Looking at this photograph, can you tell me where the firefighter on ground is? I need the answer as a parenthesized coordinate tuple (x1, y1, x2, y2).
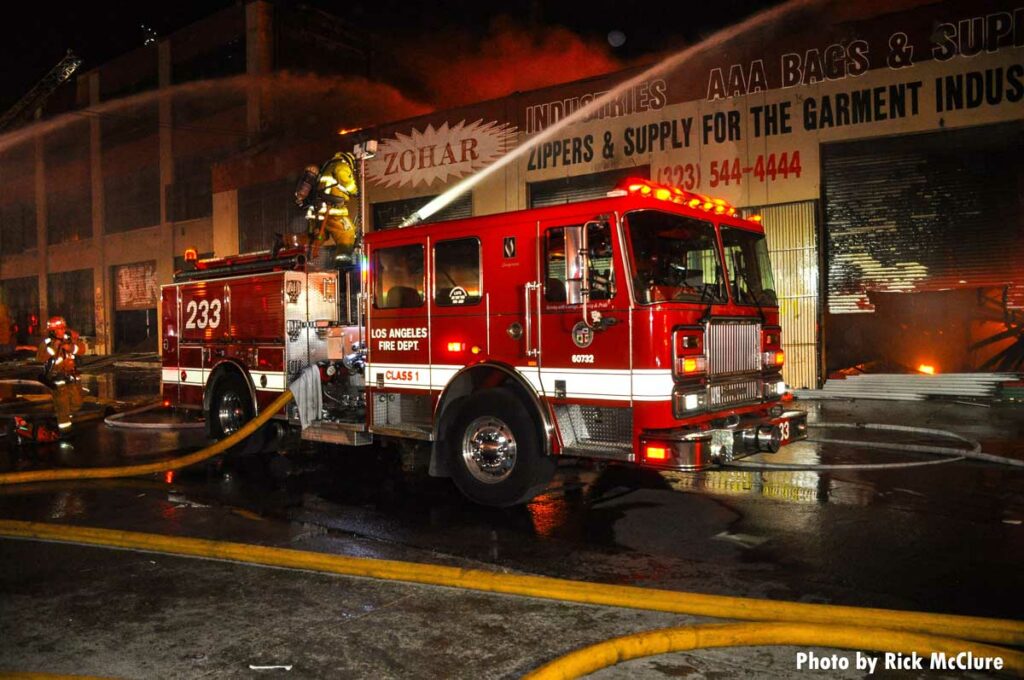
(34, 316, 85, 438)
(296, 151, 359, 263)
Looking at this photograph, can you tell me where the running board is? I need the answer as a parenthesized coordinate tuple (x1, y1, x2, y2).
(301, 420, 372, 446)
(561, 444, 635, 463)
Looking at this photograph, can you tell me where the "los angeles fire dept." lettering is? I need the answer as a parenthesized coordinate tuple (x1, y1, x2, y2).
(372, 326, 427, 351)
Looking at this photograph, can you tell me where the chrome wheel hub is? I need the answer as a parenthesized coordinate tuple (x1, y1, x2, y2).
(461, 416, 517, 484)
(218, 392, 245, 435)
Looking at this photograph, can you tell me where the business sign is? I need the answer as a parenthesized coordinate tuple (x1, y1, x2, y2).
(114, 261, 159, 311)
(513, 5, 1023, 207)
(367, 119, 517, 188)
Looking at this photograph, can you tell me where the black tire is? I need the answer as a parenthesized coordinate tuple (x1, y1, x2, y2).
(447, 388, 555, 507)
(207, 373, 254, 441)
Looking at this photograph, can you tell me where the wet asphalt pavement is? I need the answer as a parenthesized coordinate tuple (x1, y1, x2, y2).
(0, 364, 1022, 678)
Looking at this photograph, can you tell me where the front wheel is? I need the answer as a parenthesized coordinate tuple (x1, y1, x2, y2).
(448, 388, 555, 507)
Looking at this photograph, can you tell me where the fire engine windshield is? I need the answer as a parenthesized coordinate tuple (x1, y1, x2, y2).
(625, 210, 727, 305)
(720, 226, 778, 306)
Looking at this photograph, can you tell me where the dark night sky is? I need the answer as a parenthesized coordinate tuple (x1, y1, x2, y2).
(0, 0, 780, 111)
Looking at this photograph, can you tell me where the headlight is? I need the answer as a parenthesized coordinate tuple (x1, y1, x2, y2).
(763, 380, 788, 398)
(674, 389, 707, 416)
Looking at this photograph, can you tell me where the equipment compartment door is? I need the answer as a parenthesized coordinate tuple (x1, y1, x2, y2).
(179, 280, 228, 389)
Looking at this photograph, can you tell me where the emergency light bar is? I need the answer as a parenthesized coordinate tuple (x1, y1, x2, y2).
(612, 178, 761, 221)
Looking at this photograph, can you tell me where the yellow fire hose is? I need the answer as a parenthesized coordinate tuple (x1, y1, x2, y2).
(0, 518, 1021, 651)
(1, 387, 1023, 677)
(523, 623, 1024, 679)
(0, 390, 294, 485)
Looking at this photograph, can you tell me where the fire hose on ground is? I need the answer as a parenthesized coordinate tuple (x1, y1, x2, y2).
(103, 402, 206, 431)
(1, 392, 1023, 676)
(0, 390, 294, 485)
(722, 421, 1024, 471)
(0, 518, 1022, 676)
(522, 623, 1023, 679)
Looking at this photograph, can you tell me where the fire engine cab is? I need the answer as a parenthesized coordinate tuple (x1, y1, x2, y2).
(161, 178, 807, 506)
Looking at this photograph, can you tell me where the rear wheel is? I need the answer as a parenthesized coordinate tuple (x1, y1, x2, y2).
(208, 373, 254, 440)
(448, 388, 555, 507)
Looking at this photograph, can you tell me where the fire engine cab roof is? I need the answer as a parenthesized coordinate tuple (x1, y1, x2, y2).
(366, 179, 764, 243)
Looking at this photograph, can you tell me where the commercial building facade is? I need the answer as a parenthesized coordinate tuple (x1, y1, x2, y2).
(332, 0, 1021, 388)
(0, 1, 368, 353)
(5, 0, 1021, 386)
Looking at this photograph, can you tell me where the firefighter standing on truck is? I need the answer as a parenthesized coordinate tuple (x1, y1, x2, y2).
(298, 151, 359, 263)
(37, 316, 85, 436)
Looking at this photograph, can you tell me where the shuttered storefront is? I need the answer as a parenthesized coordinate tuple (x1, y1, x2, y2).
(823, 123, 1024, 315)
(528, 166, 650, 208)
(372, 192, 473, 230)
(745, 202, 820, 390)
(112, 261, 159, 352)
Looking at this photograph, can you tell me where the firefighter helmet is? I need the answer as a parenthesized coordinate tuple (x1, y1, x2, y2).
(46, 316, 67, 336)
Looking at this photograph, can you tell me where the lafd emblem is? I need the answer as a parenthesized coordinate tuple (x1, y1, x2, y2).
(571, 321, 593, 349)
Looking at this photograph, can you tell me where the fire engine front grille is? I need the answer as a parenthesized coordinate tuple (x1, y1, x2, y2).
(709, 379, 762, 407)
(706, 321, 761, 376)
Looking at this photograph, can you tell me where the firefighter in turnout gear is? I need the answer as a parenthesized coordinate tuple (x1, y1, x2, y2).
(35, 316, 85, 438)
(303, 151, 359, 263)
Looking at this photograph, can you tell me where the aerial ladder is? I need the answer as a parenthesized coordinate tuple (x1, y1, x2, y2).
(0, 50, 83, 133)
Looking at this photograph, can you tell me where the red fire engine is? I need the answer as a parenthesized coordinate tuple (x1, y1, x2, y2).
(161, 178, 806, 506)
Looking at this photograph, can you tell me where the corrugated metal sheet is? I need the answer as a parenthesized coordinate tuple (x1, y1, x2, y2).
(373, 192, 472, 230)
(528, 166, 649, 208)
(745, 201, 820, 390)
(822, 123, 1024, 314)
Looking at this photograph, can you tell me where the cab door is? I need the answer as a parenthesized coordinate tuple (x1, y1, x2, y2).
(538, 214, 632, 404)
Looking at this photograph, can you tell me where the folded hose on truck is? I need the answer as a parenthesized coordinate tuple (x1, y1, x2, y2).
(523, 622, 1024, 679)
(0, 390, 294, 485)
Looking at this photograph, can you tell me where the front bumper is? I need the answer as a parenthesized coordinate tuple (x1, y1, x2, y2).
(639, 410, 808, 471)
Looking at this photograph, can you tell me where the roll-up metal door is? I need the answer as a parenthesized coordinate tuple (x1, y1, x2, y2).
(528, 166, 650, 208)
(744, 202, 820, 390)
(372, 192, 473, 230)
(823, 122, 1024, 315)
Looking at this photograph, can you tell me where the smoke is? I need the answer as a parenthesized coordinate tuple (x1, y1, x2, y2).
(382, 17, 624, 108)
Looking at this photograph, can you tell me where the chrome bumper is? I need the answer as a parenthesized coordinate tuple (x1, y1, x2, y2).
(639, 410, 808, 471)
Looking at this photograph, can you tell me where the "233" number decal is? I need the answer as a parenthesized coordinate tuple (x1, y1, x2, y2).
(185, 298, 222, 329)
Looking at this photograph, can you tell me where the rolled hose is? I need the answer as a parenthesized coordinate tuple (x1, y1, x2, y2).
(523, 622, 1024, 679)
(103, 402, 206, 431)
(0, 390, 294, 485)
(0, 519, 1020, 648)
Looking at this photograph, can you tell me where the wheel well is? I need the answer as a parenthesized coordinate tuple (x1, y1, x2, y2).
(429, 363, 553, 477)
(203, 361, 258, 430)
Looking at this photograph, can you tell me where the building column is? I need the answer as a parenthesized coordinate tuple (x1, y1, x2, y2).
(212, 190, 239, 257)
(157, 39, 174, 356)
(87, 72, 108, 354)
(34, 134, 47, 329)
(245, 0, 275, 135)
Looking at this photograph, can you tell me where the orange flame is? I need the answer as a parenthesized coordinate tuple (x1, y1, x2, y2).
(917, 364, 936, 375)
